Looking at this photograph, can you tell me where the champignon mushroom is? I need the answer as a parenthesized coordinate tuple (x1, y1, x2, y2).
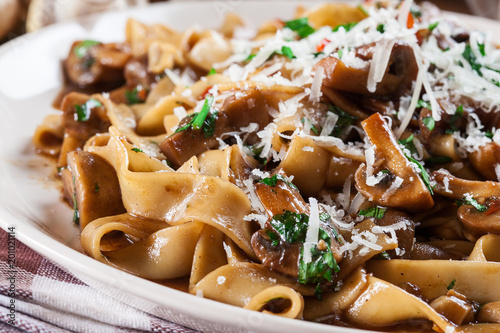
(251, 170, 343, 278)
(478, 301, 500, 323)
(314, 43, 418, 97)
(355, 113, 434, 212)
(61, 151, 126, 229)
(468, 142, 500, 181)
(65, 41, 130, 88)
(377, 210, 415, 259)
(159, 88, 270, 168)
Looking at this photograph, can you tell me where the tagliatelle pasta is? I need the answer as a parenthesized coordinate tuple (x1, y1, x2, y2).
(33, 1, 500, 331)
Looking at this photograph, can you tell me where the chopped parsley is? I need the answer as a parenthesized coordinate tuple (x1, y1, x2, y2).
(301, 118, 320, 135)
(485, 130, 494, 139)
(283, 17, 315, 38)
(131, 148, 143, 153)
(74, 98, 102, 122)
(416, 99, 432, 110)
(447, 279, 456, 290)
(398, 134, 418, 157)
(456, 196, 487, 212)
(207, 68, 216, 75)
(376, 251, 390, 260)
(422, 116, 436, 131)
(74, 40, 100, 58)
(125, 86, 148, 105)
(428, 21, 439, 32)
(462, 43, 483, 75)
(326, 104, 358, 137)
(377, 24, 385, 33)
(267, 230, 280, 247)
(244, 53, 256, 62)
(359, 206, 387, 219)
(269, 211, 340, 289)
(281, 46, 295, 59)
(333, 22, 358, 32)
(259, 174, 298, 190)
(174, 95, 218, 138)
(407, 155, 434, 195)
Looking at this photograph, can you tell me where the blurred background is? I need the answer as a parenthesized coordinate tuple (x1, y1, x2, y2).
(0, 0, 496, 45)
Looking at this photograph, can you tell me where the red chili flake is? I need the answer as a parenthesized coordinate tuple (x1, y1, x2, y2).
(486, 199, 500, 215)
(200, 85, 213, 100)
(407, 12, 414, 29)
(316, 38, 330, 53)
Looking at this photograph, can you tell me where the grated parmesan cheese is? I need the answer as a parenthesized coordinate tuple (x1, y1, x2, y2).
(303, 198, 320, 264)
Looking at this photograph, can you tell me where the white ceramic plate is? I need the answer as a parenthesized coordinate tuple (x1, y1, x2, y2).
(0, 2, 499, 332)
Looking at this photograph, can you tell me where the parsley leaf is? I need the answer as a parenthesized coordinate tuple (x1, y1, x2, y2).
(125, 86, 148, 105)
(207, 68, 216, 75)
(422, 116, 436, 131)
(131, 148, 143, 153)
(377, 251, 390, 260)
(74, 40, 100, 58)
(299, 228, 340, 285)
(301, 118, 320, 135)
(284, 17, 315, 38)
(485, 130, 494, 139)
(74, 98, 102, 122)
(193, 95, 214, 130)
(244, 53, 256, 62)
(326, 104, 358, 137)
(445, 105, 464, 134)
(174, 95, 217, 138)
(333, 22, 358, 32)
(407, 155, 434, 195)
(416, 99, 432, 110)
(267, 230, 280, 247)
(456, 196, 487, 212)
(447, 279, 456, 290)
(359, 206, 387, 219)
(398, 134, 418, 157)
(281, 46, 295, 59)
(377, 24, 385, 33)
(428, 21, 439, 31)
(270, 211, 309, 244)
(462, 43, 482, 75)
(259, 174, 298, 190)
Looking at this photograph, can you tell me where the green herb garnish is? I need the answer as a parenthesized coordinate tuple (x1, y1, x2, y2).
(94, 181, 99, 194)
(416, 99, 432, 110)
(259, 174, 298, 190)
(398, 134, 418, 157)
(301, 118, 320, 135)
(192, 95, 214, 130)
(175, 96, 217, 138)
(125, 86, 148, 105)
(74, 40, 100, 58)
(207, 68, 216, 75)
(445, 105, 464, 134)
(333, 22, 358, 32)
(131, 148, 143, 153)
(284, 17, 315, 38)
(359, 206, 387, 219)
(377, 24, 385, 33)
(486, 130, 494, 139)
(428, 22, 439, 31)
(422, 116, 436, 131)
(456, 196, 487, 212)
(270, 211, 309, 244)
(447, 279, 456, 290)
(326, 104, 358, 137)
(267, 230, 280, 247)
(74, 98, 102, 122)
(425, 156, 452, 165)
(281, 46, 295, 59)
(407, 155, 434, 195)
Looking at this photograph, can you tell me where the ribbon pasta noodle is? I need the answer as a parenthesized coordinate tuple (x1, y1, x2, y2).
(33, 1, 500, 331)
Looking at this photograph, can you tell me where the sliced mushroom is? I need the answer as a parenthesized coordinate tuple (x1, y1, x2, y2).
(409, 243, 464, 260)
(478, 302, 500, 323)
(429, 290, 474, 326)
(159, 88, 270, 168)
(468, 142, 500, 181)
(355, 113, 434, 212)
(314, 43, 417, 97)
(251, 170, 343, 278)
(377, 210, 415, 259)
(62, 151, 126, 229)
(433, 170, 500, 199)
(124, 55, 158, 91)
(65, 41, 130, 87)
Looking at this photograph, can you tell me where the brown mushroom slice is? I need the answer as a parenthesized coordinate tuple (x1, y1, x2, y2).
(429, 290, 474, 326)
(314, 43, 417, 97)
(65, 41, 130, 87)
(478, 302, 500, 323)
(433, 170, 500, 199)
(159, 88, 270, 168)
(355, 113, 434, 212)
(377, 210, 415, 259)
(251, 229, 301, 277)
(124, 55, 158, 91)
(409, 243, 464, 260)
(252, 170, 343, 278)
(457, 202, 500, 238)
(468, 142, 500, 181)
(62, 150, 126, 229)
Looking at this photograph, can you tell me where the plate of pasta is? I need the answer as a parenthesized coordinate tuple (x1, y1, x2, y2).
(2, 0, 500, 332)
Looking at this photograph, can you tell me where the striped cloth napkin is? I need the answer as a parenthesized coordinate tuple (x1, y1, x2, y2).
(0, 228, 197, 333)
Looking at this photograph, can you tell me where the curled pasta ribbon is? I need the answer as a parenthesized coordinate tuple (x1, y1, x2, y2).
(468, 234, 500, 262)
(81, 213, 204, 280)
(192, 262, 314, 307)
(367, 260, 500, 304)
(243, 286, 304, 319)
(89, 127, 256, 258)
